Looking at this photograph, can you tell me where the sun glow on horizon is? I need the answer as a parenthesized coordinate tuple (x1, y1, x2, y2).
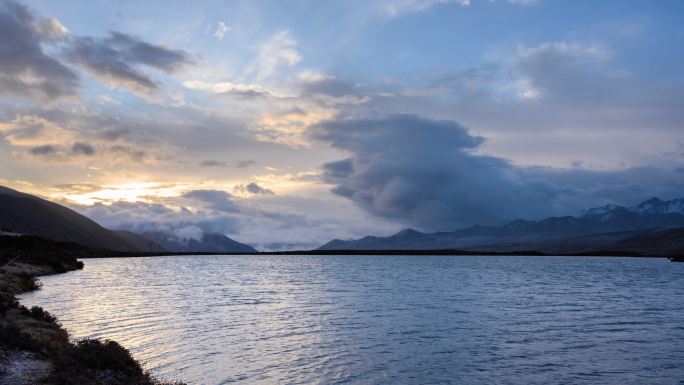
(59, 182, 187, 206)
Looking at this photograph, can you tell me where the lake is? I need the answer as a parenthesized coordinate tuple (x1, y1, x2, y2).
(19, 255, 684, 385)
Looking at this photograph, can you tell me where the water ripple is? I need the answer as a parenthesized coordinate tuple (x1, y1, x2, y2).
(19, 255, 684, 385)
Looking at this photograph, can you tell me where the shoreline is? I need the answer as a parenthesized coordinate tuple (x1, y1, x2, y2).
(0, 254, 185, 385)
(77, 249, 670, 258)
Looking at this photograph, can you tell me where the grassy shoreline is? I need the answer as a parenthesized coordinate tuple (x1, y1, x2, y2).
(0, 239, 185, 385)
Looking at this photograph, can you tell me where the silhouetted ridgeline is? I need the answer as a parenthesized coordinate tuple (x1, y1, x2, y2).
(318, 197, 684, 256)
(0, 185, 156, 252)
(0, 185, 257, 254)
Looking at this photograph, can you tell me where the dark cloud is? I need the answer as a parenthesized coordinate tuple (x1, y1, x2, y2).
(321, 158, 354, 179)
(29, 144, 57, 155)
(234, 182, 274, 195)
(107, 145, 146, 161)
(314, 114, 684, 230)
(0, 1, 79, 100)
(71, 141, 96, 156)
(217, 88, 270, 100)
(199, 160, 227, 167)
(183, 189, 240, 213)
(236, 160, 256, 168)
(300, 75, 356, 97)
(65, 31, 193, 94)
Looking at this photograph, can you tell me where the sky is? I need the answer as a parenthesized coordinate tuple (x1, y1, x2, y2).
(1, 0, 683, 250)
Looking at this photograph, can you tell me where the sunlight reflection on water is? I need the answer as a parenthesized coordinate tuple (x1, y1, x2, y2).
(20, 255, 684, 385)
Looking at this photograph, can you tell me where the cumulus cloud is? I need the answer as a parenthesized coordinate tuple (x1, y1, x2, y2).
(314, 114, 684, 230)
(66, 31, 193, 94)
(0, 0, 78, 100)
(367, 38, 684, 168)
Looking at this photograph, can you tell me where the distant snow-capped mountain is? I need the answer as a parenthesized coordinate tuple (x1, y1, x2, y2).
(630, 197, 684, 215)
(582, 197, 684, 217)
(320, 197, 684, 253)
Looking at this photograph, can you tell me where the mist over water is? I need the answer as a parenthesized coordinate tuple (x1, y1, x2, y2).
(20, 255, 684, 385)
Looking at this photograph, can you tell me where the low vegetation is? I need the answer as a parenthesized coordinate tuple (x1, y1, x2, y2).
(0, 235, 186, 385)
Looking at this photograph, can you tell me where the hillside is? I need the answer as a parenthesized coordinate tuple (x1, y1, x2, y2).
(0, 186, 150, 251)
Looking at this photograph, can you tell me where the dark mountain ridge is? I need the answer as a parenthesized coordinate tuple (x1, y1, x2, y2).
(0, 186, 147, 251)
(319, 197, 684, 254)
(0, 185, 256, 253)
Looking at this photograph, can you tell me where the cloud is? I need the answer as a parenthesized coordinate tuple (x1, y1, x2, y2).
(213, 21, 231, 41)
(29, 144, 57, 156)
(297, 71, 355, 97)
(382, 0, 539, 16)
(314, 114, 684, 230)
(297, 71, 371, 105)
(71, 142, 96, 156)
(67, 189, 398, 251)
(515, 42, 613, 102)
(0, 109, 171, 164)
(66, 31, 193, 94)
(383, 0, 470, 17)
(366, 38, 684, 169)
(25, 141, 96, 160)
(249, 30, 301, 80)
(0, 115, 75, 146)
(199, 160, 227, 167)
(234, 182, 274, 195)
(183, 80, 279, 99)
(182, 189, 240, 213)
(254, 107, 334, 148)
(0, 0, 79, 100)
(172, 224, 204, 242)
(235, 160, 256, 168)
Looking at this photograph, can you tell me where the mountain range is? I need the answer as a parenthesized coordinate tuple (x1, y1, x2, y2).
(140, 231, 257, 253)
(319, 197, 684, 255)
(2, 184, 682, 256)
(0, 186, 255, 253)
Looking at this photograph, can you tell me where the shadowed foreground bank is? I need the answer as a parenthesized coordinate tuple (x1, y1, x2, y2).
(0, 237, 185, 385)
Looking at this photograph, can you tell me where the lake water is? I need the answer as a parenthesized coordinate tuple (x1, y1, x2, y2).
(19, 255, 684, 385)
